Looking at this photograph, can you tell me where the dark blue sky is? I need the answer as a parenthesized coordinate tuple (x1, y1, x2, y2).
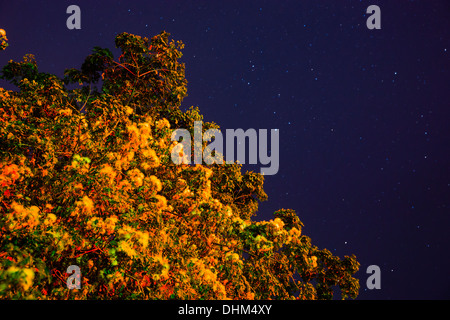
(1, 0, 449, 299)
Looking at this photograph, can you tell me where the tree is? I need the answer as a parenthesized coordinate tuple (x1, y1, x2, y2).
(0, 31, 360, 299)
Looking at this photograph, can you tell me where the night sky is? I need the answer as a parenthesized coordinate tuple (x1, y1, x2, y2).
(1, 0, 449, 300)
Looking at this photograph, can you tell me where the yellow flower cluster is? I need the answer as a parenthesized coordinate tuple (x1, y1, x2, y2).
(188, 257, 227, 298)
(86, 215, 118, 235)
(69, 155, 91, 175)
(6, 202, 41, 232)
(138, 122, 151, 136)
(0, 162, 33, 187)
(271, 218, 285, 230)
(154, 195, 168, 210)
(310, 256, 318, 268)
(126, 124, 140, 145)
(127, 168, 145, 187)
(127, 120, 154, 150)
(147, 175, 162, 192)
(286, 227, 302, 245)
(155, 118, 170, 130)
(5, 267, 35, 291)
(232, 216, 250, 231)
(267, 218, 285, 237)
(140, 147, 160, 170)
(1, 163, 20, 182)
(209, 199, 223, 215)
(226, 252, 241, 262)
(223, 205, 233, 218)
(199, 266, 217, 282)
(137, 230, 150, 249)
(73, 195, 94, 215)
(118, 240, 137, 258)
(245, 291, 255, 299)
(43, 213, 57, 226)
(106, 152, 127, 171)
(125, 106, 134, 115)
(138, 121, 152, 147)
(58, 108, 72, 117)
(99, 164, 117, 183)
(117, 224, 150, 250)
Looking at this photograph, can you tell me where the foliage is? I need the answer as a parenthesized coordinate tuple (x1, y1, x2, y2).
(0, 29, 8, 51)
(0, 32, 359, 299)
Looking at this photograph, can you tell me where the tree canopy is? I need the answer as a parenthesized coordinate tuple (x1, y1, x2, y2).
(0, 31, 359, 299)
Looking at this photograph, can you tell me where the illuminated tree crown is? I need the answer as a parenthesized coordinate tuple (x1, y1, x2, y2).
(0, 32, 359, 299)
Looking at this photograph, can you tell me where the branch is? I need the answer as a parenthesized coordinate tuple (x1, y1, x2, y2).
(111, 60, 136, 77)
